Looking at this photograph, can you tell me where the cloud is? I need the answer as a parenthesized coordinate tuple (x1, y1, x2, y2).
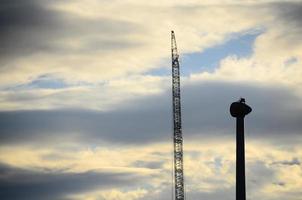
(0, 1, 302, 112)
(0, 80, 302, 147)
(0, 162, 147, 200)
(0, 0, 143, 85)
(69, 188, 148, 200)
(0, 0, 140, 60)
(0, 0, 275, 86)
(0, 75, 167, 110)
(1, 1, 302, 199)
(0, 0, 58, 60)
(272, 158, 301, 166)
(0, 140, 302, 200)
(273, 2, 302, 34)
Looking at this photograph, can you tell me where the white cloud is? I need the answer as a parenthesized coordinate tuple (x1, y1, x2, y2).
(1, 2, 302, 199)
(69, 189, 148, 200)
(0, 75, 168, 111)
(0, 140, 301, 199)
(1, 1, 302, 110)
(0, 1, 267, 85)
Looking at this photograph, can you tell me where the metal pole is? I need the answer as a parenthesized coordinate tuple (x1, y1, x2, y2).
(236, 116, 246, 200)
(230, 98, 252, 200)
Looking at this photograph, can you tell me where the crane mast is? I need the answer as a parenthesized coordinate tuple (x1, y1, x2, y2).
(171, 31, 185, 200)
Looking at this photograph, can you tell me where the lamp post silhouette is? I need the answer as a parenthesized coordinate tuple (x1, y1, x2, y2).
(230, 98, 252, 200)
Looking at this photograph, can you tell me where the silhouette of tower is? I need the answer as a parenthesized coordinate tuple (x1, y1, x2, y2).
(230, 98, 252, 200)
(171, 31, 185, 200)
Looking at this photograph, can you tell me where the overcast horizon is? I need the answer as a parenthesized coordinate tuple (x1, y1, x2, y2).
(1, 1, 302, 200)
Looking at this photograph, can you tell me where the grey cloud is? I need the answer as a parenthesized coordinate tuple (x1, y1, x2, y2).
(182, 82, 302, 140)
(266, 1, 302, 47)
(273, 2, 302, 27)
(0, 81, 302, 146)
(247, 161, 275, 189)
(246, 160, 302, 200)
(0, 162, 145, 200)
(271, 157, 301, 166)
(0, 0, 59, 60)
(273, 181, 286, 186)
(0, 0, 141, 63)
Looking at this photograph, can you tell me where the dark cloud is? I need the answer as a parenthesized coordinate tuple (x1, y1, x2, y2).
(273, 1, 302, 27)
(267, 1, 302, 47)
(271, 157, 301, 166)
(181, 81, 302, 141)
(0, 81, 302, 146)
(0, 0, 59, 60)
(273, 181, 286, 186)
(0, 0, 140, 64)
(0, 162, 144, 200)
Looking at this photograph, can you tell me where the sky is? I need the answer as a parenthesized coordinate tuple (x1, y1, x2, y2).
(0, 0, 302, 200)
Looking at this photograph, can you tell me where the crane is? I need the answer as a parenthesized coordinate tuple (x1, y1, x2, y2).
(171, 31, 185, 200)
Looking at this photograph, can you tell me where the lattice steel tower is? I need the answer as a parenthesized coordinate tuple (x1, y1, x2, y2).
(171, 31, 185, 200)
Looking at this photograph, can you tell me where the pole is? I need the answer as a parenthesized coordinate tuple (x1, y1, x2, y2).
(236, 116, 245, 200)
(230, 98, 252, 200)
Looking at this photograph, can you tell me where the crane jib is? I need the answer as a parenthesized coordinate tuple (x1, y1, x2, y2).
(171, 31, 185, 200)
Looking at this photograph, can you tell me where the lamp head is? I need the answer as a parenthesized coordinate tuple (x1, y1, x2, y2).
(230, 98, 252, 118)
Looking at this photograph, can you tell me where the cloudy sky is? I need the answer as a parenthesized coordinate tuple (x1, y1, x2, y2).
(1, 0, 302, 199)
